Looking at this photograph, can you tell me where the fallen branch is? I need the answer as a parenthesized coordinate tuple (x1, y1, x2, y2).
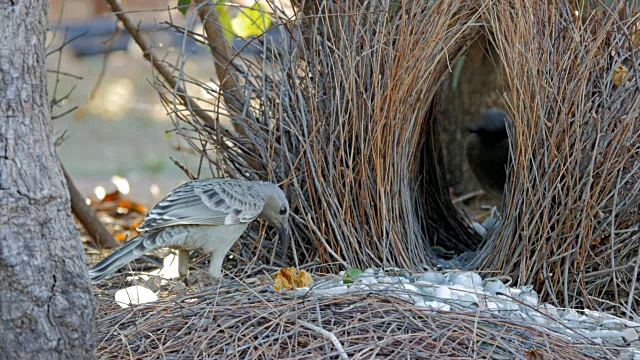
(63, 165, 119, 249)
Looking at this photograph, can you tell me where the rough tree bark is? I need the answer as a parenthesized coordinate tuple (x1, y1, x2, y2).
(0, 0, 96, 358)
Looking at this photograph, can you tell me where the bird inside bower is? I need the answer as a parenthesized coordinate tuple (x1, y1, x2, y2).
(464, 108, 512, 202)
(89, 178, 290, 282)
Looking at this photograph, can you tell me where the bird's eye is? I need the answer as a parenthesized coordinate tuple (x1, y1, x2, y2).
(279, 206, 287, 215)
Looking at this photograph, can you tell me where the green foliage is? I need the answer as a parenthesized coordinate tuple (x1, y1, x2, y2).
(342, 268, 364, 284)
(176, 0, 271, 40)
(177, 0, 191, 15)
(216, 4, 233, 40)
(218, 2, 272, 41)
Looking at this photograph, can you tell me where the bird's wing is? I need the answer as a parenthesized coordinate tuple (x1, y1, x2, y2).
(137, 179, 265, 231)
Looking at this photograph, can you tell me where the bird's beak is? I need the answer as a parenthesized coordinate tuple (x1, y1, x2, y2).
(278, 224, 289, 245)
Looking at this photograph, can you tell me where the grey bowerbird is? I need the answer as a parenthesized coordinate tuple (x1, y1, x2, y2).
(464, 108, 510, 200)
(89, 178, 290, 281)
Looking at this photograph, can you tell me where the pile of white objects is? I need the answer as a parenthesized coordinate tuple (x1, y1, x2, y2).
(295, 268, 640, 352)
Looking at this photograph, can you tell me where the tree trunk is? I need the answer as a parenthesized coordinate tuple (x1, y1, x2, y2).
(0, 0, 96, 358)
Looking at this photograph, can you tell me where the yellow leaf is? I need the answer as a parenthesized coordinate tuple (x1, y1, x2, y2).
(273, 277, 283, 291)
(273, 267, 312, 291)
(216, 4, 234, 41)
(230, 2, 271, 38)
(295, 270, 312, 288)
(612, 64, 629, 87)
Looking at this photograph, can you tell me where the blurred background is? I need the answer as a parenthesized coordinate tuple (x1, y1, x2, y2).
(48, 0, 198, 205)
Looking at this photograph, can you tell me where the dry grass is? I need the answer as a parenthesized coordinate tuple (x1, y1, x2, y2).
(95, 277, 622, 359)
(157, 0, 482, 270)
(148, 0, 639, 315)
(473, 0, 640, 315)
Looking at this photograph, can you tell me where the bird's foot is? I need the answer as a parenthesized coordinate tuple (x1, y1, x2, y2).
(180, 269, 218, 288)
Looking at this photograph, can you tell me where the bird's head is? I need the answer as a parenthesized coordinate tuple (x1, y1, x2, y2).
(466, 108, 509, 141)
(258, 182, 290, 243)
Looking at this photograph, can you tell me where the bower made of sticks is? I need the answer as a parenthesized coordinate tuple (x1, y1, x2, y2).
(160, 0, 639, 313)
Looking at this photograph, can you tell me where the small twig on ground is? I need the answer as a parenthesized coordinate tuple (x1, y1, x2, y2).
(296, 319, 350, 360)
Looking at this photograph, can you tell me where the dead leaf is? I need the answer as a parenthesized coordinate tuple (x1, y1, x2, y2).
(116, 199, 147, 214)
(612, 64, 630, 87)
(273, 267, 312, 291)
(102, 189, 123, 203)
(524, 349, 545, 360)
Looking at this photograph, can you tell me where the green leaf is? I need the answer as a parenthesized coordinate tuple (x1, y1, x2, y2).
(215, 2, 272, 42)
(345, 268, 364, 278)
(342, 268, 364, 284)
(230, 2, 272, 38)
(177, 0, 191, 16)
(216, 4, 234, 41)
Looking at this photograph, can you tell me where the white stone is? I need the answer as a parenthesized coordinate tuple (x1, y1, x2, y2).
(447, 272, 483, 288)
(359, 276, 377, 285)
(517, 290, 539, 306)
(483, 280, 508, 295)
(622, 328, 640, 343)
(527, 311, 548, 324)
(364, 268, 379, 275)
(448, 284, 476, 296)
(471, 222, 487, 237)
(413, 272, 446, 285)
(561, 308, 580, 321)
(398, 284, 424, 304)
(114, 286, 158, 308)
(497, 301, 519, 316)
(539, 304, 560, 319)
(457, 294, 479, 307)
(148, 253, 181, 279)
(434, 285, 455, 300)
(425, 301, 450, 312)
(377, 276, 408, 284)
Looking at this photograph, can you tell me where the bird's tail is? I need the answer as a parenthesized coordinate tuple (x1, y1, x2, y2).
(89, 232, 158, 281)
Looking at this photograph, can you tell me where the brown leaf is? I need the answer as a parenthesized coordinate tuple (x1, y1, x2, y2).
(116, 199, 147, 214)
(273, 267, 312, 291)
(525, 349, 545, 360)
(612, 64, 630, 87)
(102, 189, 123, 203)
(114, 233, 128, 242)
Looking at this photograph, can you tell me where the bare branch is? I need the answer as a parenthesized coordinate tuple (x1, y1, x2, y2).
(63, 165, 120, 249)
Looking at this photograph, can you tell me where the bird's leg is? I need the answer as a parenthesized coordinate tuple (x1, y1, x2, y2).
(178, 249, 190, 278)
(208, 251, 225, 279)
